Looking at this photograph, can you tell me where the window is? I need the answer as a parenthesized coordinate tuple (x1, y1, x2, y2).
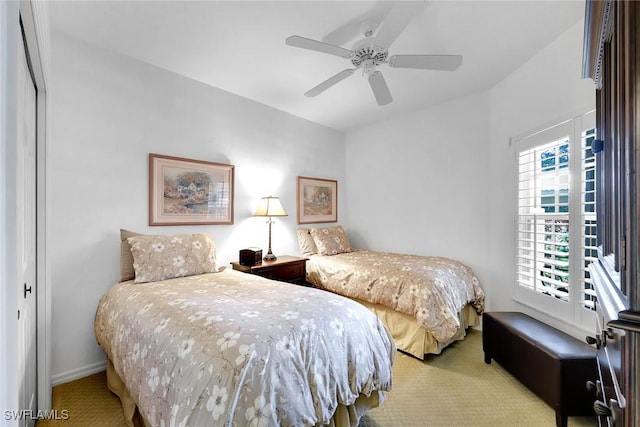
(514, 111, 596, 329)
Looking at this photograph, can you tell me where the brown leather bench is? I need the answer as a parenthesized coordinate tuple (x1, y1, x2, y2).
(482, 312, 596, 427)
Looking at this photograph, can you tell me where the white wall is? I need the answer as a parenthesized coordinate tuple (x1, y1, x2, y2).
(487, 19, 594, 336)
(50, 31, 345, 383)
(344, 91, 491, 282)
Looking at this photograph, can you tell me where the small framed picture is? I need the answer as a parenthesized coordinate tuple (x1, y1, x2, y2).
(149, 153, 234, 226)
(296, 176, 337, 224)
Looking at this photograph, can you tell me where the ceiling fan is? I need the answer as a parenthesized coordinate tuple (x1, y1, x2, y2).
(286, 3, 462, 106)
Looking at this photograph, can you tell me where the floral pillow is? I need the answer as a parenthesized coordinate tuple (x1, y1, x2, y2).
(127, 233, 217, 283)
(310, 225, 353, 256)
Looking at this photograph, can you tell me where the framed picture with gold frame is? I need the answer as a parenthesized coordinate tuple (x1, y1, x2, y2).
(296, 176, 337, 224)
(149, 153, 234, 226)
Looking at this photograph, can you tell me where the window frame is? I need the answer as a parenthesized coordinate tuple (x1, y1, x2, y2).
(513, 111, 596, 331)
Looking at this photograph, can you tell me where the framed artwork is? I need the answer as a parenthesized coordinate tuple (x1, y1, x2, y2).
(149, 153, 234, 226)
(297, 176, 338, 224)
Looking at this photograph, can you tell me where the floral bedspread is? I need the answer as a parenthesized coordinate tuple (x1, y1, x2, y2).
(306, 250, 485, 343)
(94, 270, 395, 427)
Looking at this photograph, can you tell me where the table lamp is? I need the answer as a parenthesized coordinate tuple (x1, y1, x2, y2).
(253, 196, 288, 261)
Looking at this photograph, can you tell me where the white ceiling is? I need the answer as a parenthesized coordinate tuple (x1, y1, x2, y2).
(50, 1, 585, 132)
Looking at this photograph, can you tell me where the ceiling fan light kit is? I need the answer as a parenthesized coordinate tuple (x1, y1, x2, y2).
(285, 3, 462, 106)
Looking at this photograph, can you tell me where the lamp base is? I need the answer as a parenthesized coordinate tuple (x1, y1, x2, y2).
(263, 252, 277, 262)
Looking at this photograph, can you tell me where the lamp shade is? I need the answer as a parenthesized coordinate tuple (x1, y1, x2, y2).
(253, 196, 288, 217)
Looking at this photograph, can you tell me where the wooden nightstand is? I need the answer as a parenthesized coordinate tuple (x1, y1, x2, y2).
(231, 255, 310, 286)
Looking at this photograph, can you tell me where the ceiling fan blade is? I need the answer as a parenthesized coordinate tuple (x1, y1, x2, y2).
(305, 69, 355, 97)
(368, 71, 392, 106)
(286, 35, 353, 58)
(389, 54, 463, 71)
(374, 2, 425, 48)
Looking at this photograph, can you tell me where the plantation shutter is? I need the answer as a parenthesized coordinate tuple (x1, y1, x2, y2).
(517, 134, 571, 300)
(579, 122, 597, 310)
(514, 112, 597, 324)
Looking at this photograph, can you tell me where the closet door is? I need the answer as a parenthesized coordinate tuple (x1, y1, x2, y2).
(583, 1, 640, 425)
(17, 21, 38, 427)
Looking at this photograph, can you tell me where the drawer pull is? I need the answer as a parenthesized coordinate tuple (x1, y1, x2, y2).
(594, 400, 611, 416)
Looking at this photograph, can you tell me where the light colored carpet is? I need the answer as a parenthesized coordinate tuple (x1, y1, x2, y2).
(360, 329, 595, 427)
(36, 371, 126, 426)
(37, 329, 596, 426)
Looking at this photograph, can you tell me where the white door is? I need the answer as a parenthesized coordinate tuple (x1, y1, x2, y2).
(17, 23, 38, 427)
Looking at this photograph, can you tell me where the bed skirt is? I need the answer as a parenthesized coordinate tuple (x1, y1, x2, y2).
(106, 358, 383, 427)
(353, 301, 480, 359)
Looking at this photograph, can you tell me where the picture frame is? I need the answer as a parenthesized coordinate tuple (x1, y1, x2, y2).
(297, 176, 338, 224)
(149, 153, 234, 226)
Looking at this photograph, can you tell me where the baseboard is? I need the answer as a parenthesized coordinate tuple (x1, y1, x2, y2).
(51, 360, 106, 386)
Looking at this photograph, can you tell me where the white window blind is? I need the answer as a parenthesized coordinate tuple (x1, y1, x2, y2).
(514, 111, 596, 328)
(580, 127, 598, 309)
(517, 138, 571, 300)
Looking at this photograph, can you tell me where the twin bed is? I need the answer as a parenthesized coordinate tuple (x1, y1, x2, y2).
(297, 226, 485, 359)
(95, 230, 395, 427)
(95, 226, 484, 425)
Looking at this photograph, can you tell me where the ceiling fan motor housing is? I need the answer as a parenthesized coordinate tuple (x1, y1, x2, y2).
(350, 35, 388, 72)
(351, 44, 388, 70)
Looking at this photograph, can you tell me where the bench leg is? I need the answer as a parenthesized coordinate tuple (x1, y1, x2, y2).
(555, 410, 567, 427)
(484, 353, 491, 364)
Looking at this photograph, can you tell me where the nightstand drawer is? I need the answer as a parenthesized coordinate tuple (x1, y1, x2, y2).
(230, 255, 309, 286)
(259, 263, 304, 282)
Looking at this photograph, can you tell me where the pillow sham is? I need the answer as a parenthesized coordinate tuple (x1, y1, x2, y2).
(120, 229, 142, 282)
(127, 233, 217, 284)
(296, 228, 318, 256)
(310, 225, 353, 256)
